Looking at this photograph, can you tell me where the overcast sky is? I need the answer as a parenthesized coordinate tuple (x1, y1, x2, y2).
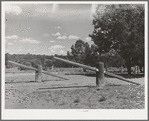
(5, 3, 99, 55)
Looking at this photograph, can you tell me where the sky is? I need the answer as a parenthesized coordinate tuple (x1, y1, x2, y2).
(4, 3, 99, 55)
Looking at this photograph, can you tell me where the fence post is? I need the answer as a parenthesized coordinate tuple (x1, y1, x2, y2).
(96, 62, 104, 87)
(35, 65, 42, 82)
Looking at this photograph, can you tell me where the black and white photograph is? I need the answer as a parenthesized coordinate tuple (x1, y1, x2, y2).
(1, 1, 148, 120)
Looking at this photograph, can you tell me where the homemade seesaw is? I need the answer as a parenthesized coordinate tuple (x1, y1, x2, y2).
(8, 60, 68, 82)
(8, 57, 140, 86)
(54, 57, 140, 85)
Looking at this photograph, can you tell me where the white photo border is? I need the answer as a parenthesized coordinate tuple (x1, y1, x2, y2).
(1, 1, 148, 120)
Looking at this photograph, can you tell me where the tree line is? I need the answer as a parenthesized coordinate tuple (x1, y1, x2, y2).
(5, 53, 74, 70)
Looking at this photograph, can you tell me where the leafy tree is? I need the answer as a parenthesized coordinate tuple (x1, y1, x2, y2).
(31, 59, 42, 69)
(86, 44, 100, 67)
(107, 49, 126, 68)
(5, 53, 12, 68)
(90, 4, 144, 75)
(70, 40, 91, 65)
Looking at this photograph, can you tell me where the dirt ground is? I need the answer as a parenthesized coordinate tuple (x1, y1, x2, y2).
(5, 69, 145, 109)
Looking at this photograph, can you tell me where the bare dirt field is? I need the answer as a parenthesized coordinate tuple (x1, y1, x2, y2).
(5, 68, 145, 109)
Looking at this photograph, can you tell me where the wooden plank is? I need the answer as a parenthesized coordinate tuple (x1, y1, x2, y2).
(8, 60, 38, 71)
(105, 71, 140, 85)
(54, 56, 98, 72)
(8, 60, 68, 80)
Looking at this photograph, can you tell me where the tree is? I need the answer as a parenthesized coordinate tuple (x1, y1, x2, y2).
(87, 44, 100, 67)
(70, 40, 91, 65)
(31, 59, 42, 69)
(90, 4, 144, 75)
(5, 53, 12, 68)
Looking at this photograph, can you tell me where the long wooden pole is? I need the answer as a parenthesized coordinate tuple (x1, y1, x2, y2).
(8, 60, 68, 80)
(54, 57, 140, 85)
(8, 60, 38, 71)
(54, 56, 98, 72)
(105, 71, 140, 85)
